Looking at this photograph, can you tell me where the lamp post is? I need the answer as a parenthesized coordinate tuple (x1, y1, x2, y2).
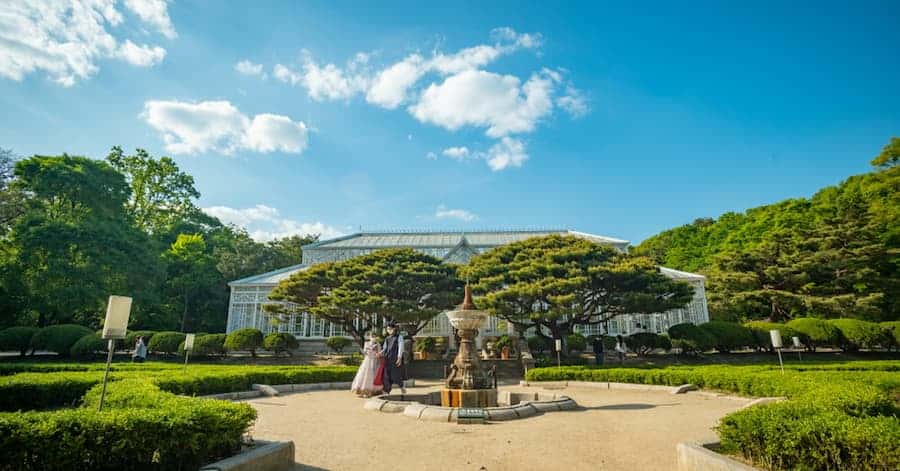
(98, 295, 132, 412)
(770, 330, 785, 375)
(183, 333, 195, 372)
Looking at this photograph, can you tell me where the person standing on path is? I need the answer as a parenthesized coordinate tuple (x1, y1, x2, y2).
(380, 322, 406, 395)
(350, 331, 383, 397)
(132, 336, 147, 363)
(592, 335, 605, 366)
(615, 335, 627, 364)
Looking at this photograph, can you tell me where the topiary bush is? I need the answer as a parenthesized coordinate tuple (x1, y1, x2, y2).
(414, 336, 436, 353)
(325, 336, 351, 353)
(0, 327, 39, 357)
(565, 333, 587, 354)
(193, 334, 227, 357)
(123, 330, 156, 349)
(744, 321, 799, 351)
(625, 332, 666, 355)
(882, 321, 900, 351)
(699, 321, 754, 353)
(147, 331, 186, 356)
(667, 323, 714, 354)
(786, 317, 842, 351)
(69, 334, 106, 358)
(224, 328, 263, 357)
(263, 332, 299, 356)
(827, 319, 890, 351)
(527, 336, 548, 355)
(30, 325, 93, 357)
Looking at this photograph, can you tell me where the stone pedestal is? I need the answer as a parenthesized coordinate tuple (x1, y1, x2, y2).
(440, 388, 497, 408)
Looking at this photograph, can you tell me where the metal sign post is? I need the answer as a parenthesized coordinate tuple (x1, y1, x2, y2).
(770, 330, 785, 375)
(555, 338, 562, 368)
(183, 333, 195, 372)
(98, 296, 132, 412)
(792, 336, 802, 361)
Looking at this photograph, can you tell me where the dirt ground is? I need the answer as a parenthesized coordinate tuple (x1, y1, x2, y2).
(246, 382, 750, 471)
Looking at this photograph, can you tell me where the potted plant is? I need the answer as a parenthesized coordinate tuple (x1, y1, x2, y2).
(496, 335, 513, 360)
(414, 337, 436, 360)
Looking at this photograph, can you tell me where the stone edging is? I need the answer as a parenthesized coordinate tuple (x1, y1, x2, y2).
(200, 440, 295, 471)
(364, 392, 578, 422)
(519, 380, 690, 394)
(676, 442, 760, 471)
(200, 380, 414, 400)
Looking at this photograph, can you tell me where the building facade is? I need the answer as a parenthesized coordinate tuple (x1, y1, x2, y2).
(225, 230, 710, 339)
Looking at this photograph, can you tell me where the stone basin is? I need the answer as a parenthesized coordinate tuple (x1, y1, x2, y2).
(445, 308, 488, 331)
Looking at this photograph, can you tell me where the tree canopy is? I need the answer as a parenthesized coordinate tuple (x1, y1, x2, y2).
(463, 235, 694, 340)
(265, 248, 462, 346)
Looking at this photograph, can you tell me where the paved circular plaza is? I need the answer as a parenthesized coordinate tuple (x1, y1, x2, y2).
(245, 382, 750, 471)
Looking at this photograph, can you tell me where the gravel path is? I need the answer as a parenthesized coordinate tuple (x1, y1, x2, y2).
(246, 383, 750, 471)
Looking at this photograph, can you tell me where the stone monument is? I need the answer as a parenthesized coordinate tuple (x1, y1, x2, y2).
(441, 284, 498, 408)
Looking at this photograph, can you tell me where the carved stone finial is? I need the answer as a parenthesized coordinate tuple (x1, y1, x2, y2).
(459, 284, 476, 310)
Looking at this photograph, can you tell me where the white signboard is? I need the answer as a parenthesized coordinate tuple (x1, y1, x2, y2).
(791, 336, 802, 348)
(555, 339, 562, 352)
(102, 296, 132, 340)
(184, 333, 196, 351)
(769, 329, 783, 349)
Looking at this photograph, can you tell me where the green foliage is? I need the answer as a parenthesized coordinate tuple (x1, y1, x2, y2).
(124, 330, 156, 348)
(325, 336, 352, 353)
(0, 372, 102, 411)
(744, 321, 799, 351)
(667, 323, 714, 354)
(624, 332, 669, 355)
(698, 321, 754, 353)
(263, 332, 298, 356)
(30, 324, 93, 356)
(527, 336, 548, 354)
(192, 334, 227, 357)
(465, 235, 695, 339)
(786, 317, 842, 351)
(414, 336, 436, 353)
(870, 136, 900, 168)
(828, 318, 890, 351)
(267, 248, 461, 346)
(69, 334, 106, 358)
(494, 334, 513, 351)
(224, 328, 263, 356)
(565, 333, 587, 354)
(147, 331, 186, 355)
(882, 321, 900, 348)
(0, 326, 38, 356)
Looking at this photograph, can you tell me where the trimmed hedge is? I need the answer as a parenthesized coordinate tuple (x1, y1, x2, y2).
(527, 336, 549, 354)
(224, 328, 263, 356)
(624, 332, 670, 355)
(828, 319, 890, 351)
(744, 321, 799, 351)
(192, 334, 227, 357)
(787, 318, 842, 351)
(30, 325, 93, 356)
(148, 331, 186, 355)
(69, 334, 106, 358)
(124, 330, 156, 348)
(698, 321, 753, 353)
(0, 379, 256, 471)
(0, 327, 38, 357)
(0, 372, 103, 411)
(264, 332, 299, 356)
(883, 321, 900, 350)
(565, 333, 587, 354)
(325, 336, 351, 353)
(667, 323, 714, 353)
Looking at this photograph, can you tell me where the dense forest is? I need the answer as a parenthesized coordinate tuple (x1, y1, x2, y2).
(635, 138, 899, 323)
(0, 147, 317, 332)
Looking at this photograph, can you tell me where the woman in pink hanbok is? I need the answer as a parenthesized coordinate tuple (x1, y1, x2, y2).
(350, 332, 384, 397)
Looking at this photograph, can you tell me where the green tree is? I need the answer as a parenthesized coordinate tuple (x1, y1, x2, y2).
(163, 234, 222, 332)
(266, 248, 462, 347)
(870, 136, 899, 168)
(464, 235, 694, 342)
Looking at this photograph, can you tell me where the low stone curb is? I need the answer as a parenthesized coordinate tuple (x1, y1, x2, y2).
(676, 442, 760, 471)
(364, 393, 577, 422)
(520, 380, 682, 393)
(200, 440, 295, 471)
(252, 384, 280, 396)
(738, 396, 786, 409)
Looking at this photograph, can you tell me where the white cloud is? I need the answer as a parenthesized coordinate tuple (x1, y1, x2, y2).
(435, 205, 478, 222)
(203, 204, 344, 242)
(116, 40, 166, 66)
(235, 60, 265, 77)
(141, 100, 309, 155)
(272, 63, 302, 85)
(485, 137, 528, 171)
(409, 69, 557, 138)
(0, 0, 170, 86)
(558, 86, 589, 117)
(275, 51, 369, 101)
(441, 146, 471, 160)
(124, 0, 177, 39)
(365, 54, 424, 109)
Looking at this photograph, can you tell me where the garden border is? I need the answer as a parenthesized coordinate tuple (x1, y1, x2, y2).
(200, 440, 295, 471)
(676, 441, 760, 471)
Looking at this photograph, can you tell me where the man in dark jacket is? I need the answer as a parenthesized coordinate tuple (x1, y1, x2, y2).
(380, 322, 406, 394)
(592, 336, 604, 366)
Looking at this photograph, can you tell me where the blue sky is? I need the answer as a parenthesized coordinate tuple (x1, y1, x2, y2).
(1, 1, 898, 243)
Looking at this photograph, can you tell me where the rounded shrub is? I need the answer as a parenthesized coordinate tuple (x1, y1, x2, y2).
(881, 321, 900, 350)
(566, 333, 587, 354)
(786, 318, 842, 351)
(224, 328, 263, 356)
(699, 321, 754, 353)
(414, 336, 436, 353)
(264, 332, 299, 356)
(0, 326, 39, 356)
(325, 336, 352, 353)
(30, 324, 93, 356)
(124, 330, 156, 348)
(625, 332, 665, 355)
(148, 331, 186, 355)
(192, 333, 227, 357)
(827, 319, 890, 351)
(668, 323, 715, 354)
(527, 336, 548, 354)
(744, 321, 799, 351)
(70, 333, 106, 358)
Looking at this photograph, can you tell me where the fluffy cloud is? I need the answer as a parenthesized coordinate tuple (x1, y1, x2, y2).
(235, 60, 265, 77)
(274, 52, 369, 101)
(558, 86, 589, 117)
(434, 205, 478, 222)
(124, 0, 177, 39)
(203, 204, 344, 242)
(485, 137, 528, 171)
(441, 146, 471, 160)
(0, 0, 173, 86)
(366, 54, 424, 109)
(141, 100, 309, 155)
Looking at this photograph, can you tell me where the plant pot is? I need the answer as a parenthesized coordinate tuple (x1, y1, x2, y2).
(414, 351, 426, 360)
(500, 347, 510, 360)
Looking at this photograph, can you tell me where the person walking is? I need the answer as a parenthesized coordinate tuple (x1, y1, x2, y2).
(350, 331, 383, 397)
(132, 336, 147, 363)
(592, 335, 605, 366)
(379, 322, 406, 395)
(615, 335, 627, 364)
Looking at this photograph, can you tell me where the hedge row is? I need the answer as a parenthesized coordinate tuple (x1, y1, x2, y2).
(525, 362, 900, 470)
(0, 379, 256, 471)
